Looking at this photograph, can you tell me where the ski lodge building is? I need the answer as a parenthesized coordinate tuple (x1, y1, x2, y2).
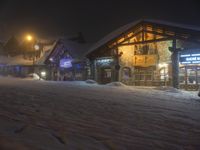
(86, 19, 200, 90)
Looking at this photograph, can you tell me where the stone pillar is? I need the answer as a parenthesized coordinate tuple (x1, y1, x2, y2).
(171, 39, 180, 89)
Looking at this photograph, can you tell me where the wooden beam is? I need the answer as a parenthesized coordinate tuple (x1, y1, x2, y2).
(109, 30, 143, 48)
(117, 37, 172, 47)
(145, 30, 200, 44)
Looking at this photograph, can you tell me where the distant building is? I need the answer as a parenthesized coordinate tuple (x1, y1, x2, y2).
(86, 19, 200, 90)
(35, 38, 91, 81)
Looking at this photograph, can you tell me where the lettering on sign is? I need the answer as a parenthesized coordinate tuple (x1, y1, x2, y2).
(180, 53, 200, 64)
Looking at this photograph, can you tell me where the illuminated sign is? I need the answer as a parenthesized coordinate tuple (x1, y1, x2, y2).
(96, 58, 113, 64)
(60, 59, 72, 68)
(180, 53, 200, 64)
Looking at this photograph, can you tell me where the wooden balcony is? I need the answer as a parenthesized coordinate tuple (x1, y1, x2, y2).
(133, 55, 158, 67)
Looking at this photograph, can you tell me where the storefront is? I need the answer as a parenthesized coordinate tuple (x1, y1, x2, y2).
(41, 38, 90, 81)
(179, 50, 200, 90)
(94, 57, 114, 84)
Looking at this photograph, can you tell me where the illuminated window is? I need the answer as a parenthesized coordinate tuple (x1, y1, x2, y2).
(159, 67, 168, 81)
(134, 68, 153, 81)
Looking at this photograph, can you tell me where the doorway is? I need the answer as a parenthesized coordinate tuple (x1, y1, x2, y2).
(100, 68, 112, 84)
(179, 66, 200, 90)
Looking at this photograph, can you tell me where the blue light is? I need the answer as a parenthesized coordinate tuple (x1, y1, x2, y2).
(60, 59, 72, 68)
(75, 64, 81, 69)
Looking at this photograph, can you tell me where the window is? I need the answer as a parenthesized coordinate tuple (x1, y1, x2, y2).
(159, 67, 168, 81)
(134, 68, 153, 81)
(197, 67, 200, 84)
(179, 67, 186, 84)
(187, 68, 196, 84)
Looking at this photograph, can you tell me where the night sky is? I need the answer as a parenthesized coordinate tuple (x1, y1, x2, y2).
(0, 0, 200, 42)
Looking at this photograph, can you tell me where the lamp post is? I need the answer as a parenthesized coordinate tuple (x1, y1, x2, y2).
(25, 34, 39, 65)
(33, 44, 40, 65)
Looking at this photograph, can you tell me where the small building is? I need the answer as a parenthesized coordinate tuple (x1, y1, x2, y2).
(0, 55, 35, 77)
(86, 19, 200, 90)
(36, 38, 91, 81)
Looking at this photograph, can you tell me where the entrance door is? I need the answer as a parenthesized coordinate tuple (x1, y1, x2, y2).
(179, 66, 199, 90)
(101, 68, 112, 84)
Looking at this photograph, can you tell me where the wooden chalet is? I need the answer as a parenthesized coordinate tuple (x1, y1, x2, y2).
(86, 19, 200, 90)
(36, 38, 91, 81)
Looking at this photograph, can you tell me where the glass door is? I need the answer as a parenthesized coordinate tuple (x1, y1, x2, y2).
(187, 67, 196, 85)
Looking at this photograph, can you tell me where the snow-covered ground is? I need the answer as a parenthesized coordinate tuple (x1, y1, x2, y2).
(0, 77, 199, 150)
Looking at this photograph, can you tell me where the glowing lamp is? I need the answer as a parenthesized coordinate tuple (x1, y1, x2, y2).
(41, 71, 46, 77)
(34, 44, 40, 50)
(26, 35, 33, 41)
(49, 57, 54, 62)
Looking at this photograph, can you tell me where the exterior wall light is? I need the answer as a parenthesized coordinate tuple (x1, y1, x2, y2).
(34, 44, 40, 51)
(41, 71, 46, 77)
(49, 58, 54, 62)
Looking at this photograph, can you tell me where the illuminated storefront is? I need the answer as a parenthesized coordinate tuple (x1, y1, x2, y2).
(179, 50, 200, 90)
(41, 38, 90, 81)
(86, 19, 200, 90)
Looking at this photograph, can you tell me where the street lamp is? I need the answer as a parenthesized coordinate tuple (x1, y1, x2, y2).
(26, 35, 33, 41)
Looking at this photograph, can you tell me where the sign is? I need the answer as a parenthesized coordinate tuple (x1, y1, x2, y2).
(180, 53, 200, 64)
(96, 58, 113, 64)
(96, 58, 114, 67)
(60, 59, 72, 68)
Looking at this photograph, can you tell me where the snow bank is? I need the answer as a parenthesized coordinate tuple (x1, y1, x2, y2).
(155, 86, 181, 93)
(85, 79, 97, 84)
(25, 73, 41, 80)
(106, 82, 126, 87)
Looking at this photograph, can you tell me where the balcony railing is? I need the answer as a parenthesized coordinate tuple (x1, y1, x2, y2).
(133, 55, 158, 67)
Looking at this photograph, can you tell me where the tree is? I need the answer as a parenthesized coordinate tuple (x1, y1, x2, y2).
(4, 36, 20, 56)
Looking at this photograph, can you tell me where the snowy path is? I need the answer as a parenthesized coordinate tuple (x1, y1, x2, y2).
(0, 77, 199, 150)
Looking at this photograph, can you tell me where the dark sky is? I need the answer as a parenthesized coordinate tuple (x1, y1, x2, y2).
(0, 0, 200, 42)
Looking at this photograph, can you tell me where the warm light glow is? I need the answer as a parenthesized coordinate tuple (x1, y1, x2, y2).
(34, 44, 40, 50)
(26, 35, 33, 41)
(158, 63, 168, 68)
(41, 71, 46, 77)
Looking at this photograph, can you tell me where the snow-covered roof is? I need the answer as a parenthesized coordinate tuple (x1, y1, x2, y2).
(60, 39, 92, 59)
(86, 19, 200, 56)
(0, 55, 34, 66)
(35, 41, 58, 65)
(0, 41, 57, 66)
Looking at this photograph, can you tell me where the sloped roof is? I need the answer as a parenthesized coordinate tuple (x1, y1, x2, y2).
(60, 39, 92, 59)
(0, 41, 57, 66)
(35, 41, 58, 65)
(86, 19, 200, 56)
(0, 55, 33, 66)
(37, 38, 92, 65)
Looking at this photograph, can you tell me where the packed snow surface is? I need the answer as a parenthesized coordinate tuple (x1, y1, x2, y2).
(0, 77, 199, 150)
(106, 82, 127, 87)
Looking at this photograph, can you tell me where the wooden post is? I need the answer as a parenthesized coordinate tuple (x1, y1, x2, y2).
(114, 48, 120, 82)
(171, 39, 180, 88)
